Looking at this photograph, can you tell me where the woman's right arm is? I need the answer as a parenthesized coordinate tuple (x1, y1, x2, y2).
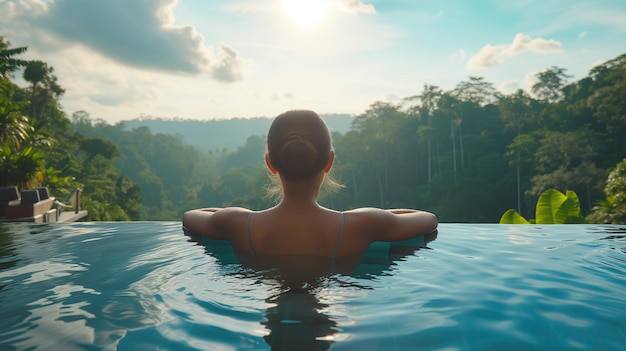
(182, 208, 224, 239)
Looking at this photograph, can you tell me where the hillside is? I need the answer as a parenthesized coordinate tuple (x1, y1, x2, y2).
(122, 113, 354, 152)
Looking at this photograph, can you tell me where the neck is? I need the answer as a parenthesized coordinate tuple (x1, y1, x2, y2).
(278, 174, 324, 207)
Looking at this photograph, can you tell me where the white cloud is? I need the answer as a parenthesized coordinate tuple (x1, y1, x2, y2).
(579, 31, 588, 38)
(500, 80, 520, 94)
(51, 49, 164, 112)
(0, 0, 248, 82)
(210, 43, 249, 83)
(467, 33, 562, 70)
(467, 44, 501, 69)
(335, 0, 376, 14)
(505, 33, 561, 55)
(524, 71, 540, 88)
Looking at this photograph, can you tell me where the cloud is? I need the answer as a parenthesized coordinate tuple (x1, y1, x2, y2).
(335, 0, 376, 14)
(211, 43, 248, 83)
(0, 0, 247, 82)
(467, 33, 562, 70)
(383, 93, 401, 102)
(524, 71, 539, 88)
(505, 33, 562, 55)
(500, 80, 520, 94)
(467, 44, 501, 69)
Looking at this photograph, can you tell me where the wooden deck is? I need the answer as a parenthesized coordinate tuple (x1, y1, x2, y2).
(1, 187, 88, 223)
(58, 210, 89, 222)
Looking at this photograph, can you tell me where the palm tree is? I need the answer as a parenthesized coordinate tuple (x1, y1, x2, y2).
(498, 89, 538, 212)
(405, 84, 442, 184)
(0, 36, 28, 79)
(23, 60, 49, 120)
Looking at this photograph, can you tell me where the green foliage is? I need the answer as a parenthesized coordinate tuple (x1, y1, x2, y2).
(536, 189, 586, 224)
(0, 34, 140, 221)
(3, 34, 626, 223)
(531, 66, 572, 103)
(79, 137, 120, 160)
(0, 79, 33, 150)
(500, 189, 586, 224)
(500, 209, 530, 224)
(587, 158, 626, 224)
(0, 37, 28, 78)
(0, 146, 44, 188)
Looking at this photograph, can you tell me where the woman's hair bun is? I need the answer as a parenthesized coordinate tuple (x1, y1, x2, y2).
(280, 134, 319, 178)
(267, 110, 332, 180)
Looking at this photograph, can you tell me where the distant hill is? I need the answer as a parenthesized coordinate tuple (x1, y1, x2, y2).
(121, 113, 354, 152)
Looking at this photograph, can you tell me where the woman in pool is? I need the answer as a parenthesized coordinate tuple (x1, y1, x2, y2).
(183, 110, 437, 258)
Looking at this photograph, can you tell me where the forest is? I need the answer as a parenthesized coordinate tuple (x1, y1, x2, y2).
(1, 34, 625, 223)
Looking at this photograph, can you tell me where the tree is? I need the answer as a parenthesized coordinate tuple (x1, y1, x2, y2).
(80, 137, 120, 160)
(0, 79, 33, 150)
(23, 60, 66, 128)
(531, 66, 572, 103)
(438, 93, 464, 179)
(0, 146, 44, 188)
(405, 84, 443, 184)
(0, 36, 28, 79)
(528, 130, 606, 211)
(454, 76, 498, 106)
(588, 54, 626, 163)
(587, 158, 626, 224)
(115, 175, 143, 220)
(498, 89, 539, 212)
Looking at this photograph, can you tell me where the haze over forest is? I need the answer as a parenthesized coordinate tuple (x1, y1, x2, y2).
(122, 114, 353, 152)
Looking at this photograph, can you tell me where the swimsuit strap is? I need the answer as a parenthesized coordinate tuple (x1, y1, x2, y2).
(246, 212, 255, 256)
(332, 212, 345, 258)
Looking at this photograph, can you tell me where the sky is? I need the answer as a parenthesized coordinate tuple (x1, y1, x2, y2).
(1, 0, 625, 124)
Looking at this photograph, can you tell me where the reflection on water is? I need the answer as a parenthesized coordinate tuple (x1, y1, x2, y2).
(0, 222, 188, 350)
(2, 224, 625, 350)
(263, 287, 337, 350)
(201, 230, 438, 350)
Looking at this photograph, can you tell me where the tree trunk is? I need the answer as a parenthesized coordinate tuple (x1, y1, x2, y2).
(459, 121, 465, 171)
(451, 120, 457, 181)
(428, 138, 432, 184)
(517, 147, 521, 213)
(351, 168, 358, 201)
(377, 169, 384, 208)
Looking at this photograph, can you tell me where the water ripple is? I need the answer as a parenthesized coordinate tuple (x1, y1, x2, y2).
(0, 223, 625, 350)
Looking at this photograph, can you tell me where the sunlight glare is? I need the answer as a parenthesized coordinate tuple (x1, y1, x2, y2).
(282, 0, 331, 27)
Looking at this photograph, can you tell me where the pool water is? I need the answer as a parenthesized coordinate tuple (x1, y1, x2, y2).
(0, 222, 625, 350)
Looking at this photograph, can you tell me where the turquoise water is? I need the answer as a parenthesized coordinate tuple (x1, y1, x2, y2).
(0, 222, 625, 350)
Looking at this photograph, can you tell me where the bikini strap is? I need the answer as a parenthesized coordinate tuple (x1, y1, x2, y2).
(332, 212, 345, 258)
(246, 212, 255, 256)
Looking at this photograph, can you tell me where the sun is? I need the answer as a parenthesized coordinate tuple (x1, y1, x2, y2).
(282, 0, 331, 28)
